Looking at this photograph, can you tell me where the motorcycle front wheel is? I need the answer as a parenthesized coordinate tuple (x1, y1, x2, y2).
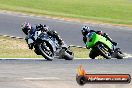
(97, 43, 112, 59)
(37, 41, 54, 61)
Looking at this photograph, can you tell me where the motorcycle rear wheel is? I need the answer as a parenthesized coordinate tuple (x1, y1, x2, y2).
(59, 49, 74, 60)
(114, 48, 124, 59)
(64, 50, 74, 60)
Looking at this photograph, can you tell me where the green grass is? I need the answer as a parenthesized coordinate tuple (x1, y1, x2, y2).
(0, 36, 43, 58)
(0, 0, 132, 25)
(0, 36, 89, 58)
(70, 47, 89, 58)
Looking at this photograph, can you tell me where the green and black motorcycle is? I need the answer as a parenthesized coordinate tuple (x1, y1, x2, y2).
(86, 32, 124, 59)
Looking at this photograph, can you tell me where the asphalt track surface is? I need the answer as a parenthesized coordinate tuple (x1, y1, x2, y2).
(0, 11, 132, 88)
(0, 59, 132, 88)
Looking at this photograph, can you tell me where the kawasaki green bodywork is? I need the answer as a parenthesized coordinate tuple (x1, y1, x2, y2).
(86, 32, 112, 49)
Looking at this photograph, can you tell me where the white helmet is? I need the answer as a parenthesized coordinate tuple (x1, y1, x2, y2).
(81, 26, 90, 35)
(82, 26, 90, 32)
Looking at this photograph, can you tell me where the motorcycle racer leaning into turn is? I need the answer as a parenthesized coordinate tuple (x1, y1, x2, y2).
(81, 26, 117, 48)
(21, 22, 64, 49)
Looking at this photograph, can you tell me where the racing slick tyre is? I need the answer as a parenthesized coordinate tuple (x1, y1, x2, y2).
(63, 50, 74, 60)
(34, 47, 41, 55)
(89, 47, 99, 59)
(114, 48, 124, 59)
(89, 50, 96, 59)
(116, 52, 124, 59)
(59, 49, 74, 60)
(37, 40, 54, 61)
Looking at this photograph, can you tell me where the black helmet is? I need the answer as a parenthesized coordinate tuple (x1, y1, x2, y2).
(36, 24, 49, 32)
(21, 22, 31, 35)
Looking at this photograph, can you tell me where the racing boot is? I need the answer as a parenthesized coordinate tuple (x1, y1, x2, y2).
(58, 39, 64, 46)
(28, 43, 34, 49)
(28, 38, 34, 49)
(111, 41, 117, 46)
(25, 36, 28, 44)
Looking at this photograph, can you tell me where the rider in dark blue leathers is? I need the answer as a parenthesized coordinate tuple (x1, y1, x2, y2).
(21, 22, 64, 49)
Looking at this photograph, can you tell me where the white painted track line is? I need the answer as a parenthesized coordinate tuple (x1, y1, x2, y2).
(23, 77, 60, 80)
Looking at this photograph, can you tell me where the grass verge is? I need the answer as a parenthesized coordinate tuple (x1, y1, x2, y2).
(0, 36, 89, 58)
(0, 36, 42, 58)
(0, 0, 132, 25)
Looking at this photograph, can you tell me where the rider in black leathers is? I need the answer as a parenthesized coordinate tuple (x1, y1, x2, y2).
(81, 26, 117, 46)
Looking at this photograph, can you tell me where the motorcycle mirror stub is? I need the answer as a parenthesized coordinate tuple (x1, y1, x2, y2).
(76, 65, 131, 85)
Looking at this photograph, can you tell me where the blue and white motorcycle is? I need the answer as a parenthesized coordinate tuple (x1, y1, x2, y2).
(29, 30, 74, 61)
